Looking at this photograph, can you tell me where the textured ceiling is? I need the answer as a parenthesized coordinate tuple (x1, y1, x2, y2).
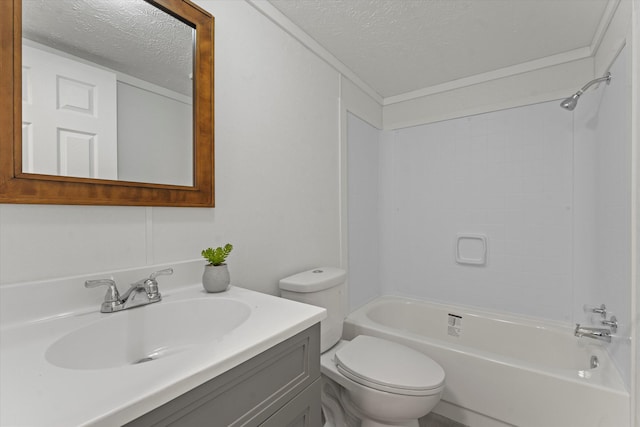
(23, 0, 193, 96)
(268, 0, 610, 98)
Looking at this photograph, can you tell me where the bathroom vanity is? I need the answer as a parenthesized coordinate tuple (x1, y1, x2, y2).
(125, 325, 321, 426)
(0, 265, 326, 427)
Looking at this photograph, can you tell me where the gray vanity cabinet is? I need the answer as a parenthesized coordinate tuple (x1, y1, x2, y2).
(125, 324, 321, 427)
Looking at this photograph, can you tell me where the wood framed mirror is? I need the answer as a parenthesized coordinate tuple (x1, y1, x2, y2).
(0, 0, 214, 207)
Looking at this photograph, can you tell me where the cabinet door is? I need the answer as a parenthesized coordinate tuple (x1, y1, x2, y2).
(260, 379, 321, 427)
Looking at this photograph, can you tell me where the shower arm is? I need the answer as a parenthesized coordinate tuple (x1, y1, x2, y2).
(560, 72, 612, 110)
(574, 72, 612, 97)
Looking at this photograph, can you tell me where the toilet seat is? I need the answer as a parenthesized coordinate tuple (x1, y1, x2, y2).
(334, 335, 445, 396)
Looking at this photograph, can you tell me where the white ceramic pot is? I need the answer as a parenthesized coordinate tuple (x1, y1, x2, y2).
(202, 264, 230, 292)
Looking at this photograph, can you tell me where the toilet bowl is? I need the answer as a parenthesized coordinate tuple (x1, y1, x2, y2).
(322, 338, 444, 427)
(280, 268, 445, 427)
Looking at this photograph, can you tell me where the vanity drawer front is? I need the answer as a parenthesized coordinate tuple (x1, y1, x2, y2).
(260, 378, 321, 427)
(125, 323, 320, 427)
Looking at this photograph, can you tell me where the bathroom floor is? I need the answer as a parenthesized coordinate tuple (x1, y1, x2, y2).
(420, 413, 469, 427)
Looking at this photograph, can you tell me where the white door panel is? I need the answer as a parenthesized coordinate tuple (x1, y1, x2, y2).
(22, 44, 118, 179)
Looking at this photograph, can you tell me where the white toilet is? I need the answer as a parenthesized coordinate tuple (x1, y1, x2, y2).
(280, 268, 445, 427)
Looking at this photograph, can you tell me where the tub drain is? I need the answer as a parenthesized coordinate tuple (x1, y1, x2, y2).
(590, 355, 599, 369)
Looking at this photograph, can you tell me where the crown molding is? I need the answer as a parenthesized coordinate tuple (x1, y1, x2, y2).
(590, 0, 622, 56)
(383, 47, 592, 106)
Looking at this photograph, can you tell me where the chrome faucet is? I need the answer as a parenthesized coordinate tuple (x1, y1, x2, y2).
(574, 324, 612, 343)
(85, 268, 173, 313)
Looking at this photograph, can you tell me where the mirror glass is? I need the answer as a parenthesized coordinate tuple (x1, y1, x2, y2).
(22, 0, 195, 186)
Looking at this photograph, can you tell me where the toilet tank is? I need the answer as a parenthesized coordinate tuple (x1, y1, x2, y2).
(279, 267, 346, 352)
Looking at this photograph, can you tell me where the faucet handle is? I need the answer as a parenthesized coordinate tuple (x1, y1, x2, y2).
(85, 279, 122, 312)
(601, 315, 618, 333)
(583, 303, 607, 318)
(85, 279, 120, 302)
(137, 268, 172, 300)
(149, 268, 173, 280)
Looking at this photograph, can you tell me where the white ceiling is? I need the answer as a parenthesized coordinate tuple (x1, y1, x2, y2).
(267, 0, 611, 99)
(23, 0, 193, 96)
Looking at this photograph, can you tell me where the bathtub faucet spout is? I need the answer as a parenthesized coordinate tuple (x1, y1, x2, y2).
(574, 324, 611, 343)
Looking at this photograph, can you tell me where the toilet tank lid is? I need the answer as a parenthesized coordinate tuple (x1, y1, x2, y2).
(279, 267, 346, 292)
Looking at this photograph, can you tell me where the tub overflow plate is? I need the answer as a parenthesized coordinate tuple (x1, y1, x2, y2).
(448, 313, 463, 337)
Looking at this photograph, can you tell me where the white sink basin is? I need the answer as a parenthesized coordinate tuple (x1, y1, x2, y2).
(2, 279, 326, 427)
(46, 298, 251, 370)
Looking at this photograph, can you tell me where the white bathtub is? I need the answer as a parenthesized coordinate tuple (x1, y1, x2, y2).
(342, 296, 630, 427)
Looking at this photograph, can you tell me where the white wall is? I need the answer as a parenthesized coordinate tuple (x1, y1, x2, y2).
(0, 0, 379, 296)
(339, 76, 383, 278)
(347, 113, 380, 311)
(378, 101, 575, 321)
(572, 87, 600, 323)
(633, 2, 639, 425)
(117, 82, 193, 186)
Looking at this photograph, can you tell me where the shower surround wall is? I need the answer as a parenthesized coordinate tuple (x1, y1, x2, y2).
(348, 49, 632, 388)
(378, 102, 574, 321)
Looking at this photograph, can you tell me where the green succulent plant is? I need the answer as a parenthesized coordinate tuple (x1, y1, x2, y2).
(201, 243, 233, 266)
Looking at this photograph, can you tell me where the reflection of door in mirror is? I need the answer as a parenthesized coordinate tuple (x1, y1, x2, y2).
(22, 44, 118, 180)
(22, 0, 194, 187)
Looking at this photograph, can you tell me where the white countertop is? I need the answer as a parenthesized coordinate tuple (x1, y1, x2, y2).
(0, 283, 325, 426)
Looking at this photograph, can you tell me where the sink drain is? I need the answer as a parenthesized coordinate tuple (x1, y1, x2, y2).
(133, 356, 156, 365)
(131, 346, 189, 365)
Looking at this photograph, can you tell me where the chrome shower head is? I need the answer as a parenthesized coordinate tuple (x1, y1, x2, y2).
(560, 93, 581, 111)
(560, 72, 612, 111)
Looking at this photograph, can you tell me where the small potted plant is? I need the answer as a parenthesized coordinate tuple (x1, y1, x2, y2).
(201, 243, 233, 292)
